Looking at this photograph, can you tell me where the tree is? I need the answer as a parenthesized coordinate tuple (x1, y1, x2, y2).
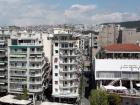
(16, 87, 29, 100)
(89, 89, 108, 105)
(108, 93, 122, 105)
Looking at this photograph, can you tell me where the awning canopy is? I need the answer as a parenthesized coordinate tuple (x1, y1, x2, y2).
(103, 85, 127, 90)
(0, 95, 31, 105)
(136, 83, 140, 87)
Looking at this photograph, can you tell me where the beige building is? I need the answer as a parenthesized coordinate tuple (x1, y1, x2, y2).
(98, 24, 120, 46)
(121, 28, 140, 44)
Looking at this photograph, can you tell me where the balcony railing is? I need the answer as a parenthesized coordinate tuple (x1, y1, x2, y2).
(10, 80, 26, 84)
(59, 61, 77, 65)
(10, 58, 27, 61)
(59, 69, 77, 73)
(29, 58, 43, 62)
(30, 81, 42, 84)
(29, 73, 42, 77)
(10, 73, 26, 77)
(29, 88, 42, 92)
(59, 84, 78, 89)
(10, 88, 23, 91)
(10, 51, 27, 54)
(59, 76, 78, 81)
(30, 51, 42, 54)
(60, 53, 77, 57)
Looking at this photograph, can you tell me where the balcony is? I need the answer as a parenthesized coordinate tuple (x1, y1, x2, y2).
(30, 81, 42, 84)
(10, 58, 27, 61)
(29, 58, 43, 62)
(0, 79, 6, 84)
(59, 84, 78, 89)
(10, 51, 27, 55)
(0, 75, 6, 78)
(10, 80, 26, 84)
(29, 66, 42, 69)
(29, 88, 42, 92)
(59, 46, 77, 50)
(0, 54, 6, 58)
(59, 61, 77, 65)
(60, 53, 77, 57)
(30, 51, 42, 54)
(0, 68, 6, 71)
(58, 92, 79, 98)
(10, 73, 26, 77)
(59, 69, 77, 73)
(59, 76, 78, 81)
(10, 66, 27, 69)
(55, 40, 76, 43)
(29, 73, 42, 77)
(0, 62, 6, 65)
(18, 43, 42, 46)
(10, 88, 23, 92)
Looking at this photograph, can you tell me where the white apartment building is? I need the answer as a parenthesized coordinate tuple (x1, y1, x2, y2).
(0, 29, 10, 94)
(7, 31, 50, 100)
(49, 28, 80, 102)
(95, 44, 140, 89)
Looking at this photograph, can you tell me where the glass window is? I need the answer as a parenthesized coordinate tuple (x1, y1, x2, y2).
(55, 50, 58, 54)
(55, 65, 58, 69)
(55, 43, 58, 47)
(55, 81, 58, 84)
(55, 73, 58, 76)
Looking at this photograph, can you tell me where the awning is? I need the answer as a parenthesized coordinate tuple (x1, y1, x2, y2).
(136, 83, 140, 87)
(103, 85, 127, 90)
(103, 85, 116, 90)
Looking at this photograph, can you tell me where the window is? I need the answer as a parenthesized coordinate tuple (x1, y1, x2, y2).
(65, 73, 67, 77)
(55, 73, 58, 76)
(54, 58, 58, 63)
(55, 65, 58, 69)
(64, 81, 67, 85)
(55, 81, 58, 84)
(55, 43, 58, 47)
(55, 88, 58, 92)
(55, 50, 58, 54)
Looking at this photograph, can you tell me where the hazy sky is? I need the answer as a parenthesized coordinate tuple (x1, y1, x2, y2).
(1, 0, 140, 25)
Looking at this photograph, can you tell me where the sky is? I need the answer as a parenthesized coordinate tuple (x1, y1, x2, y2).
(0, 0, 140, 26)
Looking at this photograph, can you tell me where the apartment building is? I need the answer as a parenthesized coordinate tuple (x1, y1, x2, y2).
(95, 44, 140, 89)
(121, 28, 140, 44)
(49, 28, 80, 102)
(98, 24, 120, 46)
(0, 29, 10, 94)
(7, 31, 50, 100)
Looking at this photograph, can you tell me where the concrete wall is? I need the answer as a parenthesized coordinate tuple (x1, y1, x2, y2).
(42, 33, 52, 63)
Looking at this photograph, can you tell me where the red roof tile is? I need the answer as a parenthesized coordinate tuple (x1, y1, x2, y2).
(104, 44, 140, 52)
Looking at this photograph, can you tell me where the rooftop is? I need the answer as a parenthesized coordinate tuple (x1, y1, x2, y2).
(104, 44, 140, 52)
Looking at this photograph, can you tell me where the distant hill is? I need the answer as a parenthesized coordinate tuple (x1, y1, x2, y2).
(103, 20, 140, 29)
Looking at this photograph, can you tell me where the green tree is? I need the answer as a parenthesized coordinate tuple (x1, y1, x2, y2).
(89, 89, 109, 105)
(108, 93, 122, 105)
(16, 87, 29, 100)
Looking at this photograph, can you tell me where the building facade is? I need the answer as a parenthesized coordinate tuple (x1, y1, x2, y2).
(98, 24, 120, 46)
(50, 28, 80, 102)
(0, 29, 10, 94)
(8, 31, 50, 99)
(121, 28, 140, 44)
(95, 44, 140, 89)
